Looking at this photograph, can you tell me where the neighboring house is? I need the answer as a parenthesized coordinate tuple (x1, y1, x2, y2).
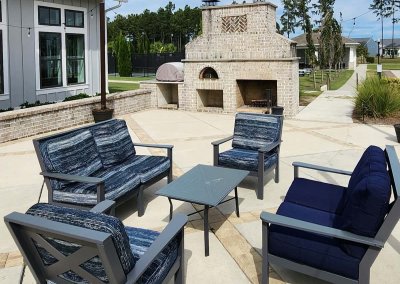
(352, 37, 378, 57)
(382, 39, 400, 58)
(0, 0, 102, 109)
(292, 32, 359, 70)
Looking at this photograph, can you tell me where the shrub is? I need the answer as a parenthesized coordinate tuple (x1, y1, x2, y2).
(355, 76, 400, 118)
(0, 107, 13, 113)
(366, 57, 375, 63)
(63, 93, 90, 102)
(20, 101, 54, 109)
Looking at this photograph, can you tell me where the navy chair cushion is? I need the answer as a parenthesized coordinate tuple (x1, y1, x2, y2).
(269, 202, 363, 280)
(232, 113, 282, 151)
(126, 226, 179, 283)
(284, 178, 347, 214)
(39, 129, 103, 190)
(26, 203, 136, 282)
(53, 157, 142, 205)
(129, 155, 171, 183)
(218, 148, 278, 172)
(91, 120, 136, 167)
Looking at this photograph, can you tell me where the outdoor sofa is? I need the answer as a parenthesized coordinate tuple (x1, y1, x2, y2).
(33, 119, 173, 216)
(261, 145, 400, 284)
(4, 200, 187, 283)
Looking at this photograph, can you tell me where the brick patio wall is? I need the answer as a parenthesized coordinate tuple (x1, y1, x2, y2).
(0, 90, 154, 143)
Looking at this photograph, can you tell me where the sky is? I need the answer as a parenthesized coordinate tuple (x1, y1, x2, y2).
(105, 0, 400, 40)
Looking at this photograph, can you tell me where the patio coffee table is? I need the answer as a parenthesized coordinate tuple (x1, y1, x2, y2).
(156, 164, 249, 256)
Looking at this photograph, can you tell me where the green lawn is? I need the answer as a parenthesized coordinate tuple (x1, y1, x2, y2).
(367, 57, 400, 70)
(108, 82, 140, 93)
(300, 70, 354, 92)
(108, 75, 155, 82)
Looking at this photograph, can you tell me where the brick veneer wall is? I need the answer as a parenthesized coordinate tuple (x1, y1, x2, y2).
(0, 90, 154, 143)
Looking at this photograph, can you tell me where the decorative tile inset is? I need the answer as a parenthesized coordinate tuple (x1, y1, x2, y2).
(222, 15, 247, 33)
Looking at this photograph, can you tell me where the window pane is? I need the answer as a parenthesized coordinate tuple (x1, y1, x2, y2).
(0, 30, 3, 94)
(65, 10, 84, 28)
(49, 8, 61, 26)
(66, 34, 85, 85)
(40, 32, 62, 88)
(38, 6, 49, 25)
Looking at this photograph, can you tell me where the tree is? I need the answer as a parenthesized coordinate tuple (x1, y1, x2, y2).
(117, 37, 132, 77)
(389, 1, 400, 58)
(357, 44, 369, 63)
(280, 0, 299, 38)
(370, 0, 392, 57)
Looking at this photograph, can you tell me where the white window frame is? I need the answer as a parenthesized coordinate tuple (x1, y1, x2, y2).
(34, 1, 88, 93)
(0, 0, 10, 97)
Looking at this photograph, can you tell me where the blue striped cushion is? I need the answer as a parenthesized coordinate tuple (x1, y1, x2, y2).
(129, 155, 171, 183)
(39, 129, 103, 190)
(26, 203, 136, 283)
(232, 113, 281, 151)
(53, 158, 142, 205)
(91, 120, 136, 167)
(125, 226, 179, 284)
(219, 148, 278, 172)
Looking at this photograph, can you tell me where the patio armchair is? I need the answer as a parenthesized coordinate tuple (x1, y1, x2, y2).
(212, 113, 283, 200)
(261, 145, 400, 284)
(4, 200, 187, 284)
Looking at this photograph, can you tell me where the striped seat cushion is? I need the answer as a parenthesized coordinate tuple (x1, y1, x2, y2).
(232, 113, 281, 151)
(129, 155, 171, 183)
(126, 226, 179, 284)
(53, 157, 142, 205)
(26, 203, 136, 283)
(38, 129, 103, 190)
(91, 120, 136, 167)
(219, 148, 278, 172)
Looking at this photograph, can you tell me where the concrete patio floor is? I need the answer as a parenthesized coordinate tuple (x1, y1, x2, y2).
(0, 109, 399, 283)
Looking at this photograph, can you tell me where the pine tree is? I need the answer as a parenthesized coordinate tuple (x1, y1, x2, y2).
(118, 37, 132, 77)
(280, 0, 299, 38)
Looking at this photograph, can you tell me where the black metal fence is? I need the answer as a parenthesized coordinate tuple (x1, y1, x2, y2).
(108, 52, 185, 77)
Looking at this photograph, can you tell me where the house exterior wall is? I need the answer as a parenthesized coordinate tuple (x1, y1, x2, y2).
(365, 38, 378, 57)
(0, 0, 100, 110)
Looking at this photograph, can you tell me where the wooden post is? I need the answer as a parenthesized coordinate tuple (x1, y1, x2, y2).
(99, 1, 106, 110)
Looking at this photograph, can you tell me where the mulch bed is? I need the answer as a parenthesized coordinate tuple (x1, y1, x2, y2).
(352, 112, 400, 126)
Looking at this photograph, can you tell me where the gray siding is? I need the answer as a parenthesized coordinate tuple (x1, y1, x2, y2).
(0, 0, 100, 109)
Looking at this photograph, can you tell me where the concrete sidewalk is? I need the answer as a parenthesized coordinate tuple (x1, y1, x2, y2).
(296, 64, 367, 123)
(0, 109, 399, 283)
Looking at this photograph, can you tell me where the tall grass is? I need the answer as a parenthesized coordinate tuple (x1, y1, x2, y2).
(355, 77, 400, 118)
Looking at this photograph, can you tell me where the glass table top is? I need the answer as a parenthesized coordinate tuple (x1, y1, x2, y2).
(156, 164, 249, 207)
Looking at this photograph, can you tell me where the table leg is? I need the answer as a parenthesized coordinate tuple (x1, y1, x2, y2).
(235, 187, 240, 218)
(168, 198, 173, 221)
(204, 205, 209, 256)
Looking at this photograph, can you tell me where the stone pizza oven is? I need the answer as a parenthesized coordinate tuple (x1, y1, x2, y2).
(182, 0, 299, 116)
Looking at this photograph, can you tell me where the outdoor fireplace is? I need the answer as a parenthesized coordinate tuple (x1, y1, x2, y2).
(182, 0, 299, 116)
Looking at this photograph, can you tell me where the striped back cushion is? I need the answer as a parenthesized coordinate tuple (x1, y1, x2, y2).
(26, 203, 136, 282)
(91, 120, 136, 167)
(38, 129, 103, 190)
(232, 113, 282, 151)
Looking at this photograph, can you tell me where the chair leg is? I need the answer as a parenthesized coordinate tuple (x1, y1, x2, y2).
(257, 172, 264, 200)
(168, 168, 173, 183)
(262, 222, 269, 284)
(175, 231, 185, 284)
(137, 185, 145, 217)
(274, 161, 279, 183)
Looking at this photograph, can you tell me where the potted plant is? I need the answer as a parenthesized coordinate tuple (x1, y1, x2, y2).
(92, 1, 114, 123)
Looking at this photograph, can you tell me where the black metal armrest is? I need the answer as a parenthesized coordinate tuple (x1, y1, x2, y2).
(292, 162, 353, 178)
(90, 200, 116, 214)
(126, 214, 188, 283)
(41, 172, 106, 203)
(133, 143, 174, 149)
(259, 141, 281, 153)
(211, 135, 234, 146)
(260, 212, 383, 248)
(41, 172, 105, 185)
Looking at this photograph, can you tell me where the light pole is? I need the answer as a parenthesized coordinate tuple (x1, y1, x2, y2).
(377, 40, 382, 79)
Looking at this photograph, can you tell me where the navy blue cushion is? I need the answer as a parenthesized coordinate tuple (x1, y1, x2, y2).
(91, 120, 136, 167)
(348, 146, 387, 191)
(53, 157, 142, 205)
(218, 148, 277, 172)
(269, 202, 363, 280)
(129, 155, 171, 183)
(26, 203, 136, 283)
(284, 178, 347, 214)
(39, 129, 103, 190)
(125, 226, 179, 283)
(232, 113, 282, 151)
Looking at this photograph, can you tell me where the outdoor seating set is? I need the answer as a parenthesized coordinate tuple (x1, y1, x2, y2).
(4, 113, 400, 284)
